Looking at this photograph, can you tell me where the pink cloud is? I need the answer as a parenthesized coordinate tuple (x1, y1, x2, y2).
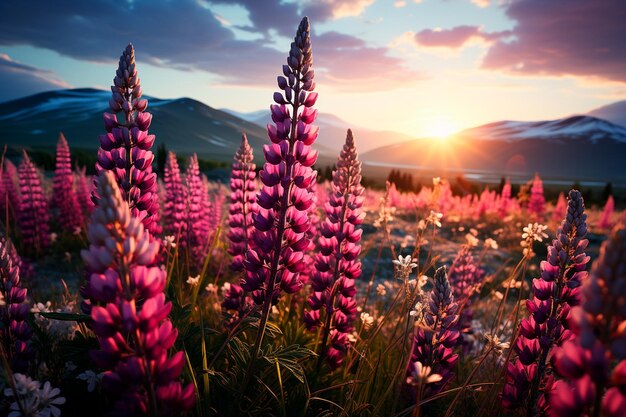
(482, 0, 626, 83)
(415, 25, 510, 49)
(0, 54, 71, 101)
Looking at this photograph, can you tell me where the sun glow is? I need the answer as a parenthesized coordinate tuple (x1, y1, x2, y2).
(425, 116, 459, 140)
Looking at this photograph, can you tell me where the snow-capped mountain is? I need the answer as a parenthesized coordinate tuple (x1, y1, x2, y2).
(587, 100, 626, 128)
(362, 115, 626, 183)
(456, 115, 626, 144)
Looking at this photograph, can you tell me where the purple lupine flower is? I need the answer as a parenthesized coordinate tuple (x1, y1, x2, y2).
(409, 266, 460, 394)
(1, 159, 19, 221)
(184, 154, 209, 265)
(18, 150, 50, 255)
(208, 191, 224, 239)
(528, 173, 546, 218)
(163, 151, 187, 241)
(502, 190, 589, 413)
(549, 222, 626, 417)
(75, 166, 95, 218)
(227, 134, 257, 272)
(598, 195, 614, 229)
(242, 16, 318, 307)
(448, 246, 483, 349)
(303, 129, 363, 370)
(92, 44, 158, 232)
(0, 238, 32, 373)
(52, 133, 84, 233)
(82, 171, 194, 416)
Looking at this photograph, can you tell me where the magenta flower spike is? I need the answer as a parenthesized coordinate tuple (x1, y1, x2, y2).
(549, 222, 626, 417)
(304, 129, 364, 370)
(502, 190, 590, 413)
(227, 134, 257, 273)
(163, 151, 187, 240)
(241, 16, 318, 306)
(409, 266, 460, 394)
(81, 171, 194, 416)
(0, 238, 32, 373)
(18, 150, 50, 255)
(52, 133, 84, 233)
(1, 159, 19, 221)
(448, 246, 483, 349)
(184, 154, 209, 265)
(92, 44, 159, 232)
(528, 173, 546, 219)
(552, 192, 567, 224)
(75, 166, 95, 218)
(499, 179, 511, 218)
(599, 195, 615, 229)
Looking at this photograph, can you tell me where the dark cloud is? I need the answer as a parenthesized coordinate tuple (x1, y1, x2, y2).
(415, 25, 510, 49)
(0, 54, 71, 102)
(482, 0, 626, 82)
(0, 0, 416, 91)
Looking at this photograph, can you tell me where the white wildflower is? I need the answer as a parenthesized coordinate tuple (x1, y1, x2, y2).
(521, 223, 548, 243)
(484, 238, 498, 250)
(465, 233, 479, 247)
(163, 235, 177, 248)
(426, 210, 443, 228)
(205, 283, 217, 295)
(360, 312, 375, 329)
(483, 332, 511, 356)
(376, 284, 387, 297)
(186, 275, 200, 287)
(406, 361, 443, 387)
(77, 370, 103, 393)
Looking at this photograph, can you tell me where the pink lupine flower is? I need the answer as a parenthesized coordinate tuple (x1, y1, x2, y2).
(81, 171, 194, 416)
(52, 133, 84, 233)
(552, 192, 567, 224)
(1, 159, 19, 221)
(304, 129, 364, 370)
(0, 238, 32, 373)
(75, 166, 95, 218)
(92, 44, 159, 232)
(409, 266, 460, 395)
(448, 246, 483, 349)
(549, 222, 626, 417)
(184, 154, 209, 265)
(208, 191, 224, 239)
(163, 151, 187, 241)
(18, 151, 50, 254)
(498, 179, 512, 218)
(598, 195, 614, 229)
(502, 190, 589, 413)
(528, 174, 546, 218)
(242, 16, 318, 306)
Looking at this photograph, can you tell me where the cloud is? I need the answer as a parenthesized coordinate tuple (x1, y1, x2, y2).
(0, 0, 414, 91)
(0, 54, 71, 102)
(471, 0, 490, 8)
(415, 25, 510, 49)
(482, 0, 626, 83)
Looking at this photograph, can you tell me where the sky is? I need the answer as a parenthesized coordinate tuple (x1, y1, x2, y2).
(1, 0, 625, 138)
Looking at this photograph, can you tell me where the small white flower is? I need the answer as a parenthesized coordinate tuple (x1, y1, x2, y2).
(465, 233, 479, 247)
(491, 290, 504, 301)
(77, 370, 102, 393)
(484, 238, 498, 250)
(347, 332, 358, 344)
(483, 332, 511, 356)
(521, 223, 548, 243)
(409, 301, 425, 318)
(50, 232, 58, 243)
(220, 282, 231, 294)
(393, 255, 418, 270)
(360, 312, 375, 329)
(163, 235, 177, 248)
(186, 275, 200, 287)
(426, 210, 443, 228)
(406, 361, 443, 387)
(376, 284, 387, 297)
(205, 283, 217, 294)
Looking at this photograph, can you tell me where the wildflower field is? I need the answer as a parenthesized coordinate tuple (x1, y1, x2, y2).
(1, 16, 625, 417)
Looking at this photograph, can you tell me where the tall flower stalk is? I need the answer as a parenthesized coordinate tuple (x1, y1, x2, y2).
(502, 190, 589, 415)
(18, 151, 50, 255)
(184, 154, 209, 266)
(549, 222, 626, 417)
(528, 174, 546, 219)
(408, 266, 460, 399)
(53, 132, 84, 233)
(82, 171, 194, 416)
(448, 246, 482, 349)
(0, 238, 32, 373)
(1, 159, 19, 224)
(163, 151, 187, 240)
(93, 44, 159, 234)
(241, 16, 318, 383)
(304, 129, 364, 370)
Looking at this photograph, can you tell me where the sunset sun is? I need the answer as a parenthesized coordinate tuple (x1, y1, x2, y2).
(425, 117, 459, 140)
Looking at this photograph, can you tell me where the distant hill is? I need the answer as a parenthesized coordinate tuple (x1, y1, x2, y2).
(0, 88, 335, 164)
(588, 100, 626, 128)
(362, 115, 626, 184)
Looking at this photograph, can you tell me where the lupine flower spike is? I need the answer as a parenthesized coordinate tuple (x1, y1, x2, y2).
(93, 44, 159, 234)
(184, 154, 209, 266)
(1, 159, 19, 222)
(163, 151, 187, 240)
(598, 194, 614, 229)
(223, 134, 257, 314)
(18, 150, 50, 255)
(528, 173, 546, 218)
(502, 190, 589, 414)
(0, 238, 32, 373)
(408, 266, 460, 396)
(304, 129, 364, 369)
(550, 222, 626, 417)
(53, 132, 84, 233)
(240, 16, 318, 380)
(81, 171, 194, 416)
